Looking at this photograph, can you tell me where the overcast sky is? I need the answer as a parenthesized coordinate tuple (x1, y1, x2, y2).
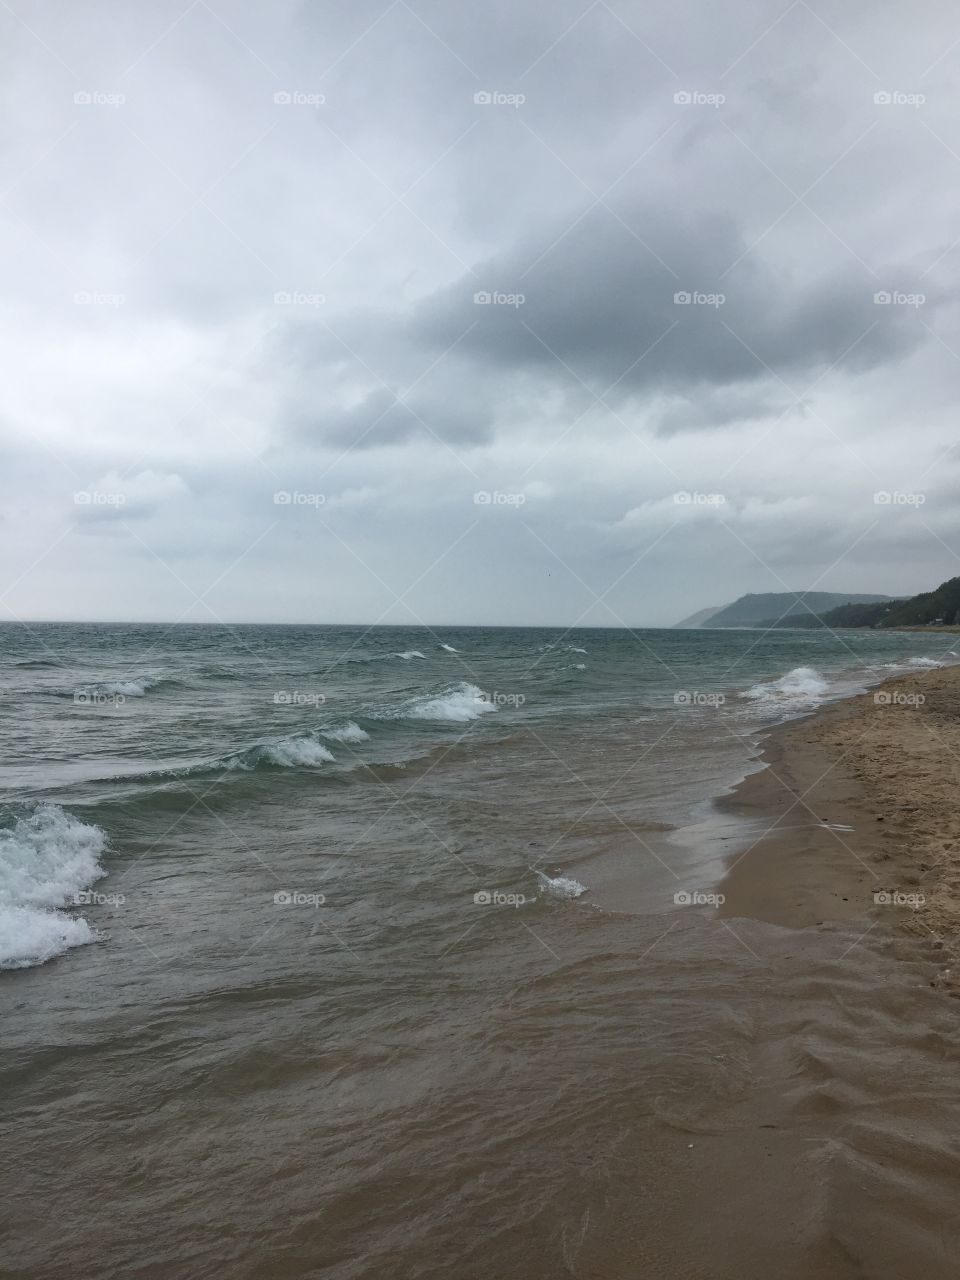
(3, 0, 960, 627)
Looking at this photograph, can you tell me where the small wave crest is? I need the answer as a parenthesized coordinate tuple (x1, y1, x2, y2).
(75, 676, 165, 699)
(124, 734, 340, 780)
(395, 650, 426, 661)
(320, 721, 369, 744)
(258, 737, 336, 768)
(440, 643, 458, 653)
(0, 804, 107, 969)
(536, 871, 588, 899)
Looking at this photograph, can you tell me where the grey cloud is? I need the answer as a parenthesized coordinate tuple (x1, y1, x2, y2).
(295, 386, 492, 449)
(2, 0, 960, 624)
(413, 206, 938, 404)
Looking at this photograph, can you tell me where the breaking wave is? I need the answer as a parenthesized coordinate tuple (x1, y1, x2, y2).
(740, 666, 829, 715)
(74, 676, 168, 699)
(0, 804, 107, 969)
(114, 734, 341, 781)
(258, 738, 336, 768)
(390, 682, 497, 723)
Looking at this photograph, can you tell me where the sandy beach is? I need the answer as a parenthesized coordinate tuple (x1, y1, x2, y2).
(720, 661, 960, 984)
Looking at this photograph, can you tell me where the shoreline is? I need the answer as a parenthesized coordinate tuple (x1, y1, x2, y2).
(718, 663, 960, 986)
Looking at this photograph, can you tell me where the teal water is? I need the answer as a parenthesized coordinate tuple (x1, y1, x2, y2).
(3, 622, 959, 1280)
(0, 621, 954, 968)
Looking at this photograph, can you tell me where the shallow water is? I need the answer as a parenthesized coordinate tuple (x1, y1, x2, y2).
(2, 622, 958, 1277)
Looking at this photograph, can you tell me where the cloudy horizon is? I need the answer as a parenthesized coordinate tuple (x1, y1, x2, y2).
(4, 0, 960, 628)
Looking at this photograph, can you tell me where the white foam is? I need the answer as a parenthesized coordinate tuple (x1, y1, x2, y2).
(570, 646, 587, 654)
(0, 804, 107, 969)
(440, 643, 458, 652)
(405, 682, 497, 722)
(396, 650, 426, 661)
(261, 738, 336, 767)
(78, 677, 158, 698)
(107, 679, 150, 696)
(877, 656, 943, 671)
(536, 872, 588, 899)
(321, 721, 369, 744)
(572, 663, 586, 670)
(740, 666, 828, 713)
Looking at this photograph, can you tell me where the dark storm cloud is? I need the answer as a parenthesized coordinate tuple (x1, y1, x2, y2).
(413, 205, 940, 402)
(274, 194, 942, 451)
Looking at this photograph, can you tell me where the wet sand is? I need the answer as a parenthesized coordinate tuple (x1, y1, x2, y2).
(719, 663, 960, 976)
